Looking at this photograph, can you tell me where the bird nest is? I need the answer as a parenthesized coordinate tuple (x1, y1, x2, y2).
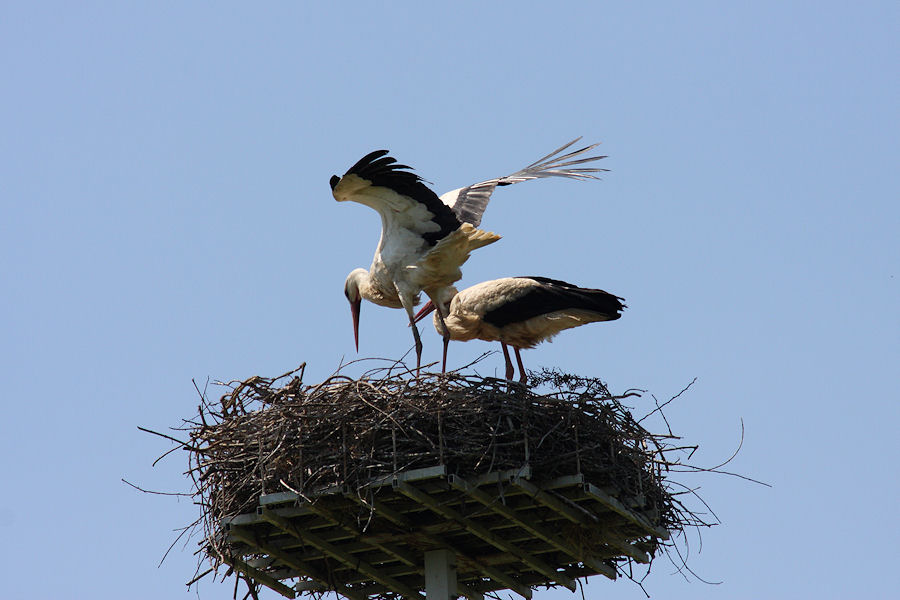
(180, 361, 709, 598)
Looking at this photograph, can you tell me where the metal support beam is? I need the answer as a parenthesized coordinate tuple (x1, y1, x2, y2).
(344, 490, 505, 600)
(343, 489, 414, 531)
(471, 466, 531, 486)
(303, 500, 420, 567)
(541, 474, 585, 489)
(217, 550, 296, 599)
(511, 477, 596, 526)
(260, 508, 426, 600)
(397, 480, 557, 595)
(583, 483, 670, 540)
(228, 525, 367, 600)
(511, 478, 651, 565)
(362, 465, 449, 490)
(448, 475, 619, 578)
(425, 549, 457, 600)
(224, 503, 312, 527)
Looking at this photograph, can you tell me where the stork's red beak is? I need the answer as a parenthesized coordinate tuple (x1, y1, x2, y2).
(350, 298, 361, 351)
(412, 300, 437, 324)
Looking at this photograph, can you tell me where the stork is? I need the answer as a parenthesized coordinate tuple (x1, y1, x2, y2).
(414, 276, 625, 383)
(331, 138, 607, 373)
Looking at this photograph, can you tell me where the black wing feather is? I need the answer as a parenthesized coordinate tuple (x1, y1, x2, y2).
(333, 149, 461, 246)
(447, 183, 494, 227)
(483, 276, 625, 328)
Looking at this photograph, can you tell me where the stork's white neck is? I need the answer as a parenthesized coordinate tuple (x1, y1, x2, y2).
(347, 268, 402, 308)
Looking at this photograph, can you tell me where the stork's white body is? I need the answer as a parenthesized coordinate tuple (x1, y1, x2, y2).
(436, 278, 612, 348)
(339, 175, 498, 310)
(428, 277, 625, 382)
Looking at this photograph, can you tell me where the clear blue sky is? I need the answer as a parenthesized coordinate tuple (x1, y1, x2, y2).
(2, 2, 898, 599)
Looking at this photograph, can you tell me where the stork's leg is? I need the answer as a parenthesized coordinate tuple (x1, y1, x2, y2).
(500, 343, 515, 380)
(434, 308, 451, 374)
(402, 301, 423, 377)
(514, 347, 527, 385)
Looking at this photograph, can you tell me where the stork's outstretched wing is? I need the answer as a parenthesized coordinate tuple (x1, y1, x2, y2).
(439, 137, 608, 227)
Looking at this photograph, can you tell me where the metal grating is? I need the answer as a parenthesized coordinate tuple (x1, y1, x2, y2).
(214, 465, 668, 599)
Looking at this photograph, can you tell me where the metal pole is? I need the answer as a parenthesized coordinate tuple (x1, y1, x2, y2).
(424, 549, 456, 600)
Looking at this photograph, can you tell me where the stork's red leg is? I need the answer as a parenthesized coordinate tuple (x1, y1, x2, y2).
(403, 301, 423, 378)
(501, 343, 514, 380)
(514, 347, 527, 385)
(434, 308, 451, 374)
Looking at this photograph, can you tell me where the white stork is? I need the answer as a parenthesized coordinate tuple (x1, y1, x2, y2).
(414, 276, 625, 383)
(330, 138, 607, 372)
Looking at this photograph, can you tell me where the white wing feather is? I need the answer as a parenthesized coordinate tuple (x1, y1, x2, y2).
(440, 137, 608, 227)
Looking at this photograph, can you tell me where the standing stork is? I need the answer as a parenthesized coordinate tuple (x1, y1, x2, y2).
(414, 276, 625, 383)
(330, 138, 607, 373)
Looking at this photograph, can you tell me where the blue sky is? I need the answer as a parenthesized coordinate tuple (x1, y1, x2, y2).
(2, 2, 898, 599)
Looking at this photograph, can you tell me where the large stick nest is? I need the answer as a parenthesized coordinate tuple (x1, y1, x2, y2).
(185, 362, 701, 578)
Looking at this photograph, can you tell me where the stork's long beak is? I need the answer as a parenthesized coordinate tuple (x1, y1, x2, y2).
(350, 298, 361, 351)
(412, 300, 437, 324)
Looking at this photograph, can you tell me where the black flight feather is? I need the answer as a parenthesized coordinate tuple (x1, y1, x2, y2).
(333, 149, 461, 246)
(483, 276, 625, 328)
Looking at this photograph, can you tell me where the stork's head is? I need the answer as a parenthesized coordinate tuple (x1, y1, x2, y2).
(343, 268, 367, 351)
(330, 172, 373, 203)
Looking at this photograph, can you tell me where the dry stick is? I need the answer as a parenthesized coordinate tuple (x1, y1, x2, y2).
(522, 393, 530, 466)
(122, 478, 191, 497)
(137, 426, 198, 451)
(574, 409, 582, 475)
(186, 567, 215, 587)
(391, 422, 398, 473)
(438, 408, 445, 466)
(297, 409, 304, 490)
(638, 378, 697, 426)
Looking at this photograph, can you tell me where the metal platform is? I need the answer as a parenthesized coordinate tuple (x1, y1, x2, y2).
(216, 465, 669, 599)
